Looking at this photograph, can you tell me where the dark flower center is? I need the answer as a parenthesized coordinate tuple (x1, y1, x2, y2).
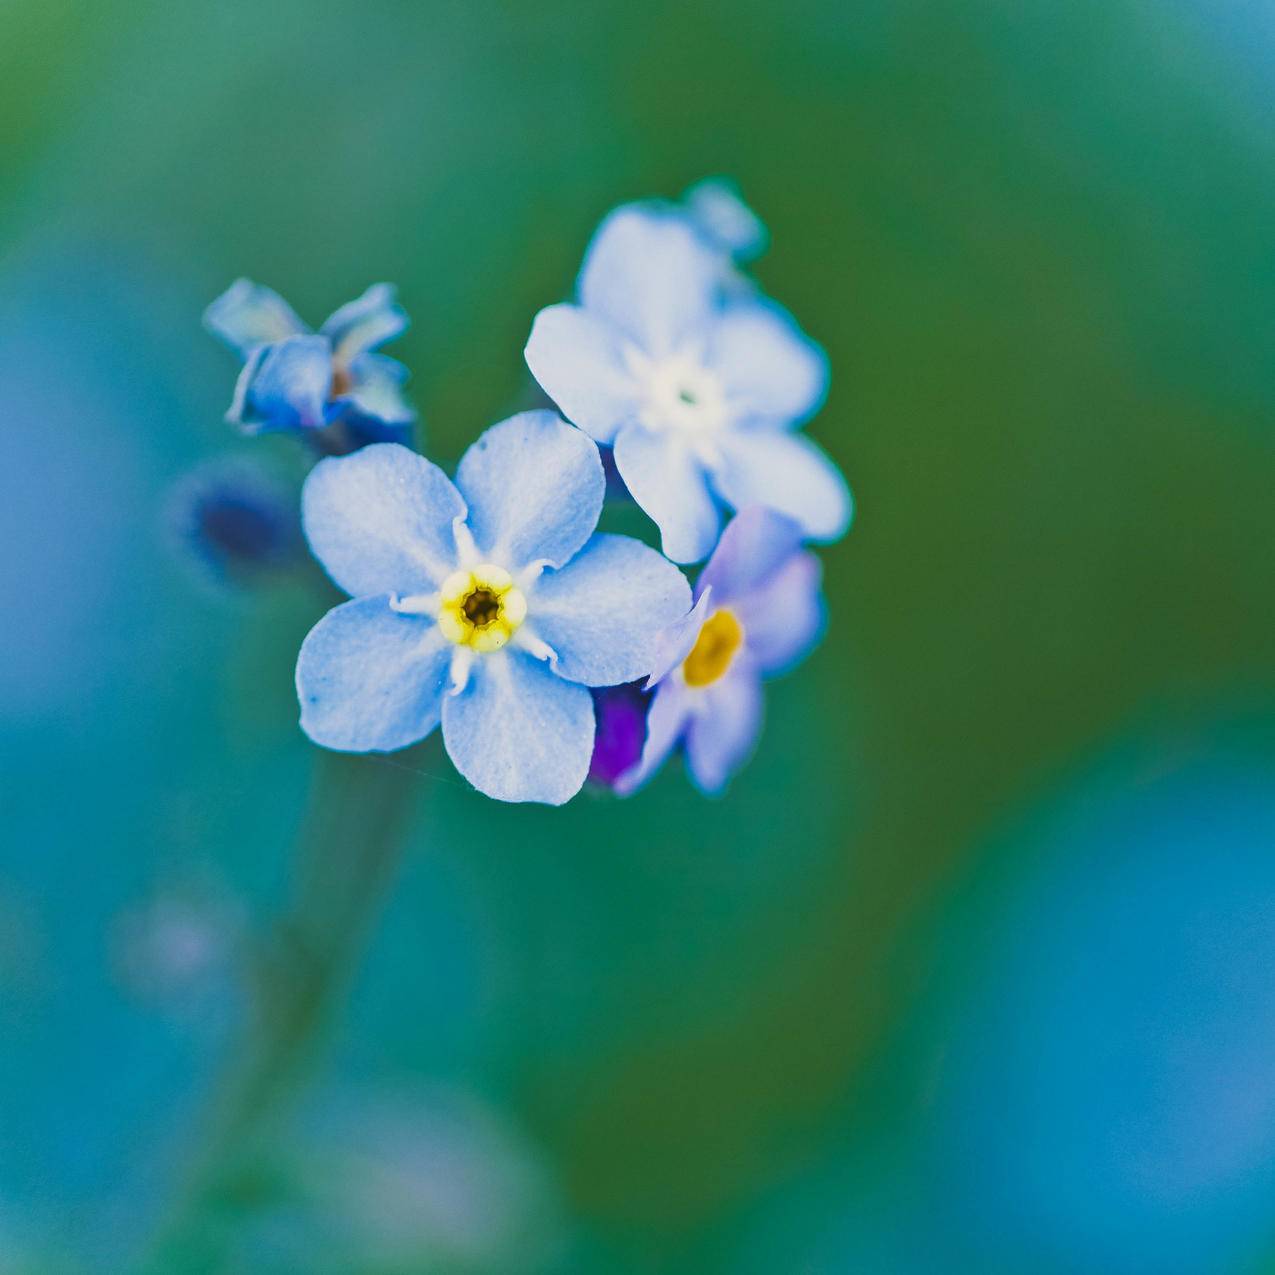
(462, 587, 503, 627)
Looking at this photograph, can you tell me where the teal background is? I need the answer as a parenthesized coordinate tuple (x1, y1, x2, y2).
(4, 1, 1275, 1270)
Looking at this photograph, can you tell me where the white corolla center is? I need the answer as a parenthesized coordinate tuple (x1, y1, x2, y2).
(626, 345, 729, 442)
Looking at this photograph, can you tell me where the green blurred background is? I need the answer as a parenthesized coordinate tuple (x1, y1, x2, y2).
(5, 1, 1275, 1271)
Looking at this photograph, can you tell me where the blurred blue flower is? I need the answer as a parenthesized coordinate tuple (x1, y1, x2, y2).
(525, 202, 850, 562)
(618, 506, 824, 794)
(204, 279, 415, 450)
(164, 457, 303, 589)
(683, 176, 768, 263)
(295, 412, 691, 804)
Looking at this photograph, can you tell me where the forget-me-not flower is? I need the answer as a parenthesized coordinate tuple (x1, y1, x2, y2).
(165, 457, 302, 589)
(295, 412, 692, 804)
(524, 201, 851, 563)
(682, 177, 768, 264)
(616, 506, 824, 795)
(205, 280, 415, 450)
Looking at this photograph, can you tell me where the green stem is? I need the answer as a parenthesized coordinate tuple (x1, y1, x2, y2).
(141, 751, 421, 1270)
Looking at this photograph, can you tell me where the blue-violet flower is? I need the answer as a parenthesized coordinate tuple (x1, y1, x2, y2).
(524, 202, 851, 563)
(295, 412, 692, 804)
(204, 279, 415, 450)
(616, 506, 824, 794)
(165, 457, 302, 589)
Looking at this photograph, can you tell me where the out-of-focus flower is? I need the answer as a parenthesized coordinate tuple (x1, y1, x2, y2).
(295, 413, 691, 804)
(204, 279, 415, 450)
(587, 682, 650, 788)
(111, 878, 244, 1014)
(683, 176, 768, 263)
(525, 202, 850, 562)
(618, 506, 824, 794)
(164, 458, 303, 589)
(237, 1084, 569, 1273)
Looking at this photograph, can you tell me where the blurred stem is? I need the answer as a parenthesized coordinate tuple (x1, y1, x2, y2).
(142, 751, 421, 1270)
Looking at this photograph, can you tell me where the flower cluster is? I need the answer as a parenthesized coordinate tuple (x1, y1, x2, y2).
(199, 181, 851, 804)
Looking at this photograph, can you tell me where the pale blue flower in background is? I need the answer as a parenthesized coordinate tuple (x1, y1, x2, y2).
(295, 413, 691, 804)
(525, 202, 851, 562)
(683, 176, 768, 263)
(618, 506, 824, 794)
(204, 280, 415, 449)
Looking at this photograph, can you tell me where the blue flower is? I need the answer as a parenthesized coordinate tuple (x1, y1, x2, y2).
(616, 506, 824, 795)
(295, 412, 692, 805)
(204, 280, 415, 450)
(165, 457, 303, 589)
(682, 177, 768, 264)
(524, 202, 851, 563)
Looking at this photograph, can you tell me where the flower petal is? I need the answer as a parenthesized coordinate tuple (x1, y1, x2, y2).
(296, 596, 449, 752)
(579, 205, 720, 357)
(455, 411, 603, 571)
(708, 301, 828, 424)
(441, 650, 594, 805)
(685, 669, 764, 794)
(695, 505, 806, 606)
(334, 353, 416, 429)
(612, 425, 720, 564)
(527, 533, 691, 687)
(204, 279, 307, 357)
(645, 590, 713, 688)
(711, 428, 852, 543)
(735, 551, 825, 675)
(302, 443, 464, 596)
(320, 283, 408, 366)
(228, 334, 332, 433)
(523, 304, 641, 445)
(683, 177, 768, 262)
(613, 680, 692, 796)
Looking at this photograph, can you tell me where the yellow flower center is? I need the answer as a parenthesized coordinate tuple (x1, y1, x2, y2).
(437, 564, 527, 653)
(682, 608, 744, 687)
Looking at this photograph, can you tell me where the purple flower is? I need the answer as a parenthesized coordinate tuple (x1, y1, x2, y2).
(616, 506, 824, 795)
(587, 683, 650, 788)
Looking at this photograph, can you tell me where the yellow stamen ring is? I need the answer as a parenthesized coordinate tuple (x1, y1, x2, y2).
(437, 564, 527, 653)
(682, 608, 744, 687)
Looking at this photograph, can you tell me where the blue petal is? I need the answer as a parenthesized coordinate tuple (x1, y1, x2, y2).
(302, 443, 464, 596)
(613, 680, 692, 796)
(683, 177, 768, 262)
(228, 334, 332, 433)
(296, 596, 449, 752)
(441, 650, 594, 804)
(695, 506, 805, 606)
(711, 428, 852, 543)
(320, 283, 408, 366)
(685, 669, 764, 794)
(455, 411, 603, 571)
(204, 279, 307, 357)
(707, 301, 828, 424)
(579, 205, 721, 358)
(612, 424, 720, 564)
(735, 551, 825, 675)
(645, 590, 712, 688)
(528, 533, 691, 687)
(524, 304, 640, 445)
(334, 353, 416, 428)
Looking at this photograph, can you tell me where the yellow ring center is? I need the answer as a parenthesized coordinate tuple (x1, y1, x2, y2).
(437, 564, 527, 652)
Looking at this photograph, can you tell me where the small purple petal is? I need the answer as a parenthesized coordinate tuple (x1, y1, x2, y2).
(588, 683, 651, 788)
